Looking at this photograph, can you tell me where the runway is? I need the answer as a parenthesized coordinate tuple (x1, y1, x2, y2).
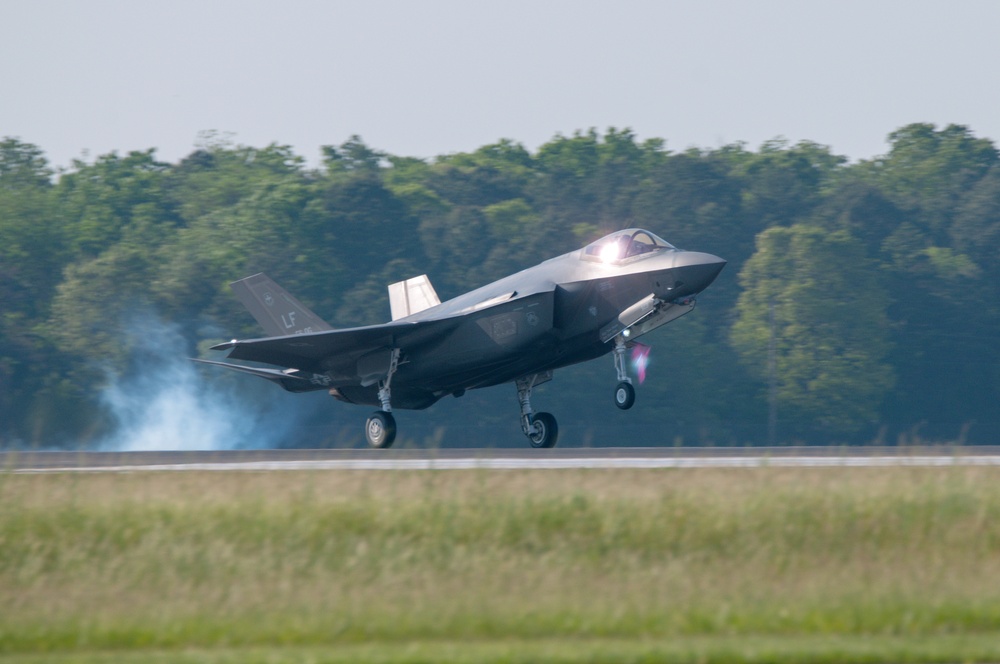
(5, 446, 1000, 473)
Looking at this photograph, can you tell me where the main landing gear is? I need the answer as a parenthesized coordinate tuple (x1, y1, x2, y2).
(516, 373, 558, 448)
(364, 337, 642, 449)
(612, 333, 636, 410)
(365, 349, 399, 449)
(514, 335, 642, 449)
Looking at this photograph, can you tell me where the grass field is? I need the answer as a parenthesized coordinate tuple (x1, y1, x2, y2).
(3, 466, 1000, 662)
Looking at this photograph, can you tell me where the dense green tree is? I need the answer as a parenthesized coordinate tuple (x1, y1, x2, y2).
(810, 180, 908, 258)
(632, 149, 744, 248)
(734, 139, 846, 230)
(3, 125, 1000, 447)
(322, 134, 385, 178)
(54, 149, 176, 258)
(0, 139, 71, 444)
(0, 139, 62, 315)
(0, 138, 52, 187)
(952, 164, 1000, 275)
(730, 225, 894, 438)
(853, 126, 1000, 441)
(870, 123, 998, 241)
(532, 129, 668, 239)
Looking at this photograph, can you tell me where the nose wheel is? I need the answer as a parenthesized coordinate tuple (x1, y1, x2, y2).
(612, 334, 636, 410)
(614, 381, 635, 410)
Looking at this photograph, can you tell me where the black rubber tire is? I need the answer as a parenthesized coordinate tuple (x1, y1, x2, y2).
(614, 381, 636, 410)
(527, 412, 558, 448)
(366, 411, 397, 449)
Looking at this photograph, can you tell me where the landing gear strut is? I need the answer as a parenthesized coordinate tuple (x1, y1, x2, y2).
(516, 373, 558, 448)
(366, 349, 399, 449)
(612, 334, 635, 410)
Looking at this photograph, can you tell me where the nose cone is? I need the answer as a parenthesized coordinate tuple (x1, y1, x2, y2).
(673, 251, 727, 294)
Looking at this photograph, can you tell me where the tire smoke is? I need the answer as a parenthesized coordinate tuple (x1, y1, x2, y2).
(99, 313, 300, 451)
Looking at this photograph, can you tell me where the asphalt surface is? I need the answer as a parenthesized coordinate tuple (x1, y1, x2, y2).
(4, 446, 1000, 472)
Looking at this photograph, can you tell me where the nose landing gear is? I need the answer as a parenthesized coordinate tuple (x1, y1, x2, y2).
(612, 334, 636, 410)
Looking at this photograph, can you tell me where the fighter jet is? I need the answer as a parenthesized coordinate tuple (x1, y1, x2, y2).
(196, 228, 725, 448)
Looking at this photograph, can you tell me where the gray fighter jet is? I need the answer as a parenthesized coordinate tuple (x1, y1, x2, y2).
(196, 228, 725, 448)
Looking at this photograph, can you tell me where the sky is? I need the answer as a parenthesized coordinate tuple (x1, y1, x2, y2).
(3, 0, 1000, 171)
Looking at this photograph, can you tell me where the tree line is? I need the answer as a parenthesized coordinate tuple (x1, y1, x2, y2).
(1, 123, 998, 447)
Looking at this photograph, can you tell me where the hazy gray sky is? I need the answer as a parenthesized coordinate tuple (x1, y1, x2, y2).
(3, 0, 999, 170)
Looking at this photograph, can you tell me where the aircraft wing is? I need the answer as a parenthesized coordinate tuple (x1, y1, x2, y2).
(209, 317, 462, 385)
(205, 271, 557, 390)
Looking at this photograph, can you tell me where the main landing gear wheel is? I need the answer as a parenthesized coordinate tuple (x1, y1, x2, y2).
(516, 373, 558, 448)
(614, 381, 636, 410)
(527, 412, 558, 448)
(366, 411, 397, 449)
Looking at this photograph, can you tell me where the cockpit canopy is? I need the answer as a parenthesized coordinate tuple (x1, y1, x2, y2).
(582, 229, 677, 264)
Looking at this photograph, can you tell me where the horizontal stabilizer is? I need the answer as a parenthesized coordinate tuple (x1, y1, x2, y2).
(230, 273, 333, 337)
(388, 274, 441, 321)
(190, 358, 327, 393)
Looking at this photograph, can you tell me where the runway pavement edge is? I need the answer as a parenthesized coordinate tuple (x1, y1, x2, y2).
(4, 447, 1000, 472)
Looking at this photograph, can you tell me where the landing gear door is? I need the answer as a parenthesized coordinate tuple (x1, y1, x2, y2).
(599, 297, 695, 343)
(627, 299, 696, 340)
(357, 347, 395, 387)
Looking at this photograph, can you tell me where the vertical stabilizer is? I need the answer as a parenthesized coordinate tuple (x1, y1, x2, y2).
(230, 273, 333, 336)
(388, 275, 441, 321)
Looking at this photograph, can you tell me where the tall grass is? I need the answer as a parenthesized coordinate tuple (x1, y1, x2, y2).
(3, 467, 1000, 653)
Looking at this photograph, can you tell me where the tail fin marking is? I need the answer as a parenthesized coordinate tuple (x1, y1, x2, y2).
(229, 273, 333, 336)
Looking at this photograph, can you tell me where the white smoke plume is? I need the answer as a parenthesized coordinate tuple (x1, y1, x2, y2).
(99, 313, 302, 451)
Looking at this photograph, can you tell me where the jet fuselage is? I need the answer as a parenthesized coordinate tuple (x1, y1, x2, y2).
(334, 242, 725, 409)
(203, 228, 725, 448)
